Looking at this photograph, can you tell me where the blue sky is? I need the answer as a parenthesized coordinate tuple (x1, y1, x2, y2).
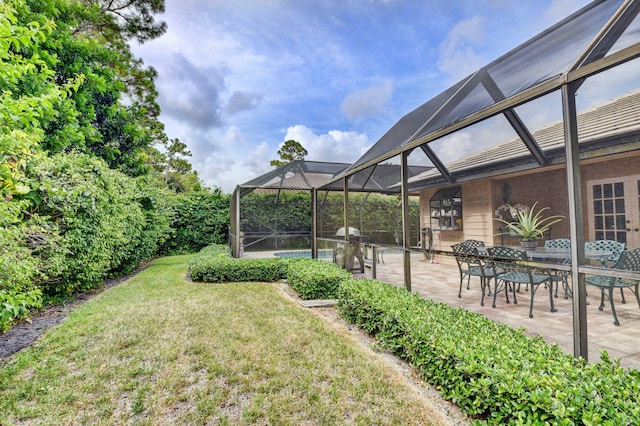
(132, 0, 594, 192)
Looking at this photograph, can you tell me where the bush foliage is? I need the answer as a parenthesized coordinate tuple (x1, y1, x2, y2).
(24, 153, 169, 294)
(159, 190, 230, 255)
(337, 278, 640, 424)
(188, 246, 287, 283)
(287, 259, 351, 300)
(0, 202, 44, 330)
(0, 0, 231, 330)
(188, 245, 349, 300)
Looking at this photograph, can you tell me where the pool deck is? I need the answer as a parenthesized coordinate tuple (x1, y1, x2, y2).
(244, 250, 640, 369)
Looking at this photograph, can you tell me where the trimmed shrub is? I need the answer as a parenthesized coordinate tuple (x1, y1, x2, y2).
(337, 278, 640, 424)
(188, 245, 350, 300)
(287, 259, 351, 300)
(189, 257, 287, 283)
(188, 245, 288, 283)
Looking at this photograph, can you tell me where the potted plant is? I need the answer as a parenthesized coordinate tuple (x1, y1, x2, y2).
(494, 202, 564, 248)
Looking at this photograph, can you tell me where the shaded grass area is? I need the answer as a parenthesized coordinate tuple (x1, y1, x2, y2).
(0, 255, 449, 425)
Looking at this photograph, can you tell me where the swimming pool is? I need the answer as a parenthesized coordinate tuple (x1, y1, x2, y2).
(273, 249, 333, 259)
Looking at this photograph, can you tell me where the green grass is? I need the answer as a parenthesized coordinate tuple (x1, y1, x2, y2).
(0, 255, 450, 425)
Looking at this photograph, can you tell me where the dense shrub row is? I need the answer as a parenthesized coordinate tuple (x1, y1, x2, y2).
(190, 257, 288, 283)
(286, 259, 351, 300)
(158, 190, 230, 255)
(0, 1, 231, 331)
(188, 245, 288, 283)
(0, 156, 230, 330)
(188, 245, 350, 300)
(0, 202, 44, 330)
(29, 154, 169, 294)
(337, 278, 640, 424)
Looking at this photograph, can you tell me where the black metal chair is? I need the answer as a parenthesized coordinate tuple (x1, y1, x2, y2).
(451, 244, 495, 302)
(459, 239, 486, 290)
(487, 246, 557, 318)
(585, 240, 627, 302)
(543, 238, 572, 299)
(585, 247, 640, 326)
(460, 239, 485, 250)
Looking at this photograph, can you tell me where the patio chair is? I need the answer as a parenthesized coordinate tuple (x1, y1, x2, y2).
(585, 247, 640, 326)
(585, 240, 626, 302)
(451, 244, 495, 302)
(487, 246, 556, 318)
(461, 239, 485, 250)
(544, 238, 572, 299)
(459, 239, 486, 290)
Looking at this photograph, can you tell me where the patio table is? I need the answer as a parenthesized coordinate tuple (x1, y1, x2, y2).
(478, 246, 612, 263)
(477, 246, 613, 300)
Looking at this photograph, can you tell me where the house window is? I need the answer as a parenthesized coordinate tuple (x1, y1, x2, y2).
(587, 175, 640, 247)
(429, 186, 462, 231)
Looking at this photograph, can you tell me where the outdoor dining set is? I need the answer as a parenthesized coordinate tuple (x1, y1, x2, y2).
(452, 239, 640, 326)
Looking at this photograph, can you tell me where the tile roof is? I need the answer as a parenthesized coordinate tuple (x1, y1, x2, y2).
(409, 89, 640, 184)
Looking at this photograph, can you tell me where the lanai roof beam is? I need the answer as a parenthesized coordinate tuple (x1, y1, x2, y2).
(419, 145, 454, 183)
(479, 68, 548, 167)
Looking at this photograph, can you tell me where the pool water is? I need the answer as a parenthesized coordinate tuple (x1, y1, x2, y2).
(274, 249, 333, 259)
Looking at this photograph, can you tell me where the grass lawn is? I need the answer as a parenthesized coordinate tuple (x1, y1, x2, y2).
(0, 255, 455, 425)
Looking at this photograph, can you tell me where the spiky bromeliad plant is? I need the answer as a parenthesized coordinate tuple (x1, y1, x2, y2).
(494, 202, 565, 242)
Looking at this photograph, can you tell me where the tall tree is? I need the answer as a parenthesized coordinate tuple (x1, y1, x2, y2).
(270, 139, 308, 167)
(19, 0, 168, 176)
(164, 138, 201, 192)
(73, 0, 167, 44)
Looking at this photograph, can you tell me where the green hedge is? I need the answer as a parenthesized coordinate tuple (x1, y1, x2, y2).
(287, 259, 351, 300)
(188, 245, 288, 283)
(159, 190, 230, 255)
(188, 245, 350, 300)
(0, 288, 42, 332)
(27, 153, 172, 295)
(0, 202, 45, 330)
(337, 278, 640, 424)
(189, 257, 288, 283)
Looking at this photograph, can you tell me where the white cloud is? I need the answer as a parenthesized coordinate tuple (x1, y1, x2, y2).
(194, 127, 273, 192)
(225, 91, 263, 115)
(158, 52, 226, 130)
(340, 80, 394, 120)
(192, 124, 373, 192)
(131, 0, 609, 194)
(433, 132, 474, 165)
(284, 125, 371, 164)
(437, 16, 487, 82)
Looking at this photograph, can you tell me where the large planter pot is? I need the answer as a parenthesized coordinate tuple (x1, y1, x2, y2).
(520, 240, 538, 250)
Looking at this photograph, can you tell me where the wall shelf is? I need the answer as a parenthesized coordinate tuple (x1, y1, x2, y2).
(429, 186, 462, 231)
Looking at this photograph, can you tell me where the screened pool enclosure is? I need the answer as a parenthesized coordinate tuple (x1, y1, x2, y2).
(231, 0, 640, 362)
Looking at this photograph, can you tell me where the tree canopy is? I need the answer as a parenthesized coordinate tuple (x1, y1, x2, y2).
(13, 0, 167, 176)
(270, 139, 308, 167)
